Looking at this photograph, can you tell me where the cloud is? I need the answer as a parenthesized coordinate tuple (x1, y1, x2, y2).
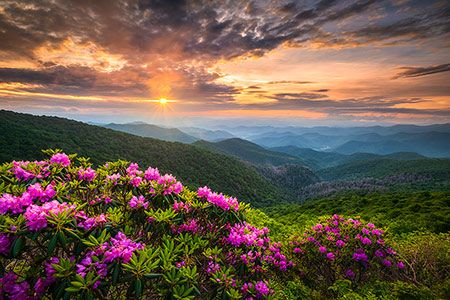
(0, 0, 448, 123)
(393, 63, 450, 79)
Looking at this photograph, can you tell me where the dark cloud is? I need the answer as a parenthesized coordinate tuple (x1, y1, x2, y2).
(0, 0, 448, 118)
(393, 63, 450, 79)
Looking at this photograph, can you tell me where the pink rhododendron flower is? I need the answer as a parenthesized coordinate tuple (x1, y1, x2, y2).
(336, 239, 345, 247)
(157, 174, 183, 195)
(130, 176, 142, 187)
(78, 167, 96, 181)
(24, 201, 76, 231)
(126, 163, 141, 176)
(129, 195, 149, 209)
(50, 153, 71, 167)
(144, 167, 160, 181)
(0, 233, 11, 254)
(103, 232, 144, 263)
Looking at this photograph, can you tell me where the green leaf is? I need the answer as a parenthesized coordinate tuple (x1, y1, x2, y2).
(48, 234, 58, 255)
(12, 236, 24, 257)
(144, 273, 162, 279)
(135, 279, 142, 298)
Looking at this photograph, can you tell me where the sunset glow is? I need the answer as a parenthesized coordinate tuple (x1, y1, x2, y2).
(0, 0, 448, 125)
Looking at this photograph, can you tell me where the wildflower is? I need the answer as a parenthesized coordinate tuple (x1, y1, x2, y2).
(130, 176, 142, 187)
(0, 233, 11, 254)
(156, 174, 183, 195)
(50, 153, 71, 167)
(382, 259, 392, 267)
(0, 271, 30, 300)
(78, 167, 96, 181)
(198, 188, 239, 211)
(374, 249, 385, 257)
(173, 200, 190, 212)
(144, 167, 160, 181)
(126, 163, 141, 176)
(106, 173, 121, 184)
(129, 195, 149, 209)
(336, 239, 345, 247)
(103, 232, 143, 263)
(397, 261, 405, 269)
(352, 249, 368, 262)
(24, 201, 76, 231)
(206, 261, 220, 273)
(255, 281, 270, 297)
(345, 269, 355, 279)
(326, 252, 335, 260)
(361, 237, 372, 245)
(319, 246, 327, 253)
(197, 186, 211, 198)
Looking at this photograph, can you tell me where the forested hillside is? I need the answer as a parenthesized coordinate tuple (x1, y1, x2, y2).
(0, 110, 283, 206)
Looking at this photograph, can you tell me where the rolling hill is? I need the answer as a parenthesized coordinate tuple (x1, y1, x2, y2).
(102, 123, 197, 143)
(317, 157, 450, 181)
(0, 110, 285, 207)
(271, 145, 426, 170)
(193, 138, 320, 197)
(180, 127, 235, 141)
(194, 138, 302, 166)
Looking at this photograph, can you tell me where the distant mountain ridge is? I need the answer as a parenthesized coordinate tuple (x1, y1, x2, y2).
(102, 123, 197, 143)
(247, 130, 450, 157)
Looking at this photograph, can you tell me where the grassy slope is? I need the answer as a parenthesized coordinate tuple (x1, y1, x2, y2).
(0, 110, 284, 207)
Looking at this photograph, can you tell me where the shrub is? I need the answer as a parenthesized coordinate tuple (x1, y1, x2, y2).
(289, 215, 404, 294)
(0, 150, 290, 299)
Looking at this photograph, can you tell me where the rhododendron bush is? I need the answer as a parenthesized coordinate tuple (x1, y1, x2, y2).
(0, 150, 409, 299)
(289, 215, 404, 292)
(0, 150, 284, 299)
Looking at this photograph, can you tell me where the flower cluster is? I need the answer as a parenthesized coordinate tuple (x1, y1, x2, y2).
(24, 200, 76, 231)
(197, 186, 239, 211)
(290, 215, 404, 286)
(226, 223, 292, 272)
(1, 151, 406, 299)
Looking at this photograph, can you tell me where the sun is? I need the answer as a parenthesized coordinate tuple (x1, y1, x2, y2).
(158, 98, 168, 105)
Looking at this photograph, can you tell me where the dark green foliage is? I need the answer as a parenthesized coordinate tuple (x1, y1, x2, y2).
(0, 110, 283, 207)
(318, 158, 450, 182)
(263, 192, 450, 235)
(194, 138, 301, 166)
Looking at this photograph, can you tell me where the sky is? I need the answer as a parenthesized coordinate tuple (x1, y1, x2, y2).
(0, 0, 449, 127)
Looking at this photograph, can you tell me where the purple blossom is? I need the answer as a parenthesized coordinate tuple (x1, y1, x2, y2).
(156, 174, 183, 195)
(0, 233, 12, 254)
(352, 249, 368, 262)
(126, 163, 141, 176)
(345, 269, 355, 279)
(24, 201, 76, 231)
(197, 186, 239, 211)
(336, 239, 345, 248)
(50, 153, 71, 167)
(255, 281, 270, 297)
(0, 272, 30, 300)
(129, 195, 149, 210)
(78, 167, 96, 181)
(103, 232, 144, 263)
(326, 252, 335, 260)
(144, 167, 160, 181)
